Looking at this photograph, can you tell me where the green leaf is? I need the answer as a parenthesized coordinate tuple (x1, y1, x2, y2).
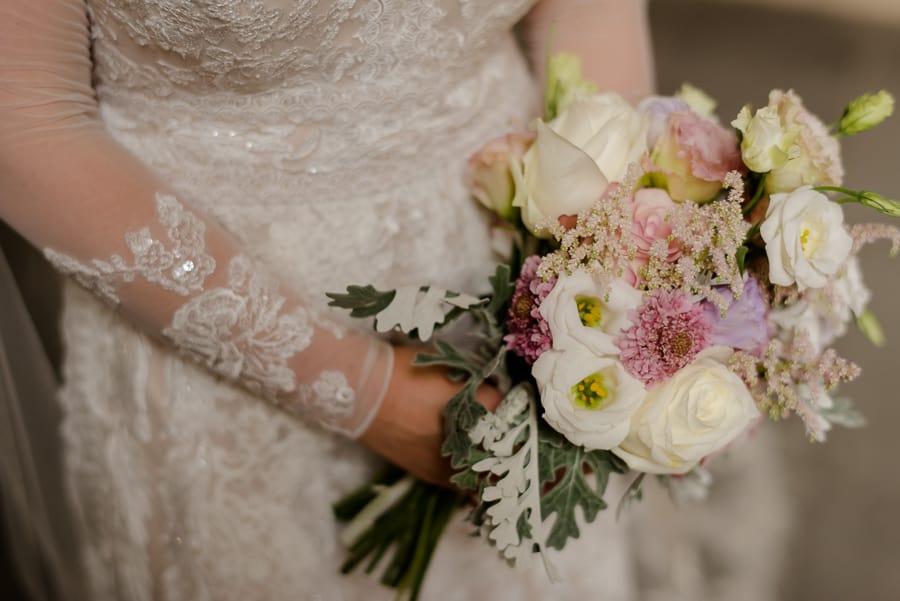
(442, 383, 488, 468)
(486, 264, 514, 316)
(538, 434, 625, 550)
(326, 285, 396, 318)
(412, 340, 481, 376)
(736, 245, 749, 275)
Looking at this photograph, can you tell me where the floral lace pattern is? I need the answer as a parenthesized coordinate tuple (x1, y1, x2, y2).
(44, 193, 216, 305)
(163, 254, 314, 402)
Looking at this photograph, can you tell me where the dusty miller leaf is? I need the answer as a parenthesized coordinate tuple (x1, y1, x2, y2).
(326, 285, 396, 318)
(538, 428, 626, 550)
(486, 264, 514, 316)
(470, 386, 544, 569)
(442, 383, 487, 469)
(373, 286, 485, 341)
(820, 396, 867, 429)
(412, 341, 481, 377)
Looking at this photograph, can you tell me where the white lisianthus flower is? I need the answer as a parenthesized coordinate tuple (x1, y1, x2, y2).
(731, 104, 799, 173)
(539, 271, 642, 356)
(533, 349, 645, 450)
(760, 185, 853, 290)
(512, 93, 648, 236)
(613, 347, 760, 475)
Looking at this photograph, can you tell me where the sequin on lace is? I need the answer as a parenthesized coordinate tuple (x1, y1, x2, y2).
(44, 193, 216, 305)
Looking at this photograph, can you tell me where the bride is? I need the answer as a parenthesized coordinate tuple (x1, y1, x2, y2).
(0, 1, 787, 599)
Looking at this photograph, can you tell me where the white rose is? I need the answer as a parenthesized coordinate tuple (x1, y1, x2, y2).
(512, 94, 648, 236)
(731, 104, 799, 173)
(533, 349, 645, 450)
(539, 271, 642, 356)
(613, 347, 760, 474)
(760, 185, 853, 291)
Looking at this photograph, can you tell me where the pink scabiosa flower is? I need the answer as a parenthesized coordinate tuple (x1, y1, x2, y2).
(505, 255, 556, 364)
(616, 289, 713, 385)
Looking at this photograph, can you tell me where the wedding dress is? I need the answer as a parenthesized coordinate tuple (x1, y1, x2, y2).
(0, 1, 643, 599)
(0, 2, 791, 600)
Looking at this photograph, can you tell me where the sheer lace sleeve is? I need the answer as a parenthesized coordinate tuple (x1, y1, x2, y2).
(0, 0, 393, 437)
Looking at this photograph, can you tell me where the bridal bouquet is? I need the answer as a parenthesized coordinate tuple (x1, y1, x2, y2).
(328, 54, 899, 599)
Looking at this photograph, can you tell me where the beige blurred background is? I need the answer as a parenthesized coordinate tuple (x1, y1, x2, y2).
(1, 1, 899, 600)
(649, 1, 900, 599)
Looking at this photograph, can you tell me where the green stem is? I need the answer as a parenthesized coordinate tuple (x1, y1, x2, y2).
(742, 172, 769, 216)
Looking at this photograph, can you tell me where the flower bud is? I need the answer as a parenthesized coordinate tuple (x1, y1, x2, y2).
(544, 52, 598, 120)
(731, 105, 799, 173)
(858, 191, 900, 217)
(676, 83, 717, 118)
(838, 90, 895, 136)
(856, 308, 886, 347)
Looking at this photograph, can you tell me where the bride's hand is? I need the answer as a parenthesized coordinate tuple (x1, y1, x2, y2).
(359, 345, 502, 486)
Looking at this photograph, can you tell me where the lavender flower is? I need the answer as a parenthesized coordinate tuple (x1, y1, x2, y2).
(703, 276, 769, 355)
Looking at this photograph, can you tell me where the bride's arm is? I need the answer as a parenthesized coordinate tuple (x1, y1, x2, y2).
(524, 0, 655, 101)
(0, 0, 480, 484)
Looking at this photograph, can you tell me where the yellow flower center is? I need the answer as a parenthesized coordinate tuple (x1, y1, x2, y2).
(799, 220, 824, 257)
(571, 371, 612, 410)
(576, 295, 604, 328)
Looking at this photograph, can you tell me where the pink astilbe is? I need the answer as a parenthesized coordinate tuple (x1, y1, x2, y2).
(639, 172, 749, 309)
(730, 331, 861, 440)
(536, 165, 641, 283)
(504, 255, 555, 364)
(616, 289, 713, 386)
(849, 222, 900, 256)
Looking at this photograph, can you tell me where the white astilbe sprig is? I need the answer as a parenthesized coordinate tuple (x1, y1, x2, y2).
(469, 384, 553, 576)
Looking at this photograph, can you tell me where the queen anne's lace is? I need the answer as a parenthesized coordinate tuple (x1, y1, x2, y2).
(44, 193, 216, 305)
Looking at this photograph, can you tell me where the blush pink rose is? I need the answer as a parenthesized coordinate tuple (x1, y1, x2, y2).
(465, 132, 534, 221)
(650, 111, 743, 203)
(628, 188, 682, 283)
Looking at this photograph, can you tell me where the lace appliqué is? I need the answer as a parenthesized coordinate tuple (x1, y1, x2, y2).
(298, 370, 356, 425)
(163, 254, 314, 401)
(44, 193, 216, 305)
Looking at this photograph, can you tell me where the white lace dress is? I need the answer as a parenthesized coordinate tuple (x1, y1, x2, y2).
(41, 1, 638, 599)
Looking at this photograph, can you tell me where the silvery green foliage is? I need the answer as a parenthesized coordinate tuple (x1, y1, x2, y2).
(820, 396, 867, 429)
(327, 284, 484, 341)
(469, 385, 545, 570)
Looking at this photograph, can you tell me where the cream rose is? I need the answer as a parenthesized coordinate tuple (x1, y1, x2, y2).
(613, 347, 760, 474)
(533, 349, 645, 450)
(512, 93, 648, 236)
(539, 271, 642, 356)
(760, 185, 853, 290)
(765, 89, 844, 193)
(731, 105, 799, 173)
